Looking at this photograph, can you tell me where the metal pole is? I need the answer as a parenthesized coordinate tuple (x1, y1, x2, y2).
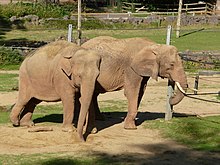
(77, 0, 82, 46)
(67, 24, 73, 42)
(165, 25, 174, 121)
(176, 0, 183, 38)
(166, 25, 172, 45)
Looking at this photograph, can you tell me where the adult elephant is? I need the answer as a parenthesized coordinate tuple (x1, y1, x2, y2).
(10, 40, 101, 141)
(82, 36, 187, 129)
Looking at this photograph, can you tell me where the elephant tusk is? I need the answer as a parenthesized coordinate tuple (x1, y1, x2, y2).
(175, 82, 186, 94)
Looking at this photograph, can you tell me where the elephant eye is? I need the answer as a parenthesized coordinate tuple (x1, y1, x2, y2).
(170, 63, 174, 69)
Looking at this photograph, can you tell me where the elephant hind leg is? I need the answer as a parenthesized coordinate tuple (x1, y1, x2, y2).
(10, 99, 29, 127)
(19, 98, 42, 127)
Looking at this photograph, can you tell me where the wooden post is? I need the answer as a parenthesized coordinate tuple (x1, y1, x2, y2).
(67, 24, 73, 42)
(176, 0, 183, 38)
(77, 0, 82, 46)
(165, 25, 174, 121)
(194, 75, 199, 95)
(166, 81, 174, 120)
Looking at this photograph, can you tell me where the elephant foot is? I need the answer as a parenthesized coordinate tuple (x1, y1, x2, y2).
(19, 120, 35, 127)
(62, 124, 76, 132)
(124, 118, 137, 130)
(10, 115, 20, 127)
(75, 133, 85, 142)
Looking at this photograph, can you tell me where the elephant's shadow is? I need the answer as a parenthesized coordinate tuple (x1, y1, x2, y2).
(33, 111, 193, 132)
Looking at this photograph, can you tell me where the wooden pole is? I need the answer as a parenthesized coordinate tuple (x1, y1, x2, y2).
(165, 25, 174, 121)
(176, 0, 183, 38)
(77, 0, 82, 46)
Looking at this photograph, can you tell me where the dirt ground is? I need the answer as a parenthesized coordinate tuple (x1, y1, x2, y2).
(0, 72, 220, 164)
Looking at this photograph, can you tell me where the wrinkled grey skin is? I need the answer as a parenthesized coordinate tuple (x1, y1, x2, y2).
(10, 40, 101, 141)
(82, 36, 187, 130)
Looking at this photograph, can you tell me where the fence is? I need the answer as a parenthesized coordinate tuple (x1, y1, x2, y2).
(120, 2, 216, 15)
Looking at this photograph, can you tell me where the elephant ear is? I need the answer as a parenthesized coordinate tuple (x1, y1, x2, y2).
(131, 46, 159, 80)
(60, 46, 77, 78)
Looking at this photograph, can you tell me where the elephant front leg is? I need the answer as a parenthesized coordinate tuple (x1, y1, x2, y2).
(124, 73, 148, 129)
(61, 94, 75, 132)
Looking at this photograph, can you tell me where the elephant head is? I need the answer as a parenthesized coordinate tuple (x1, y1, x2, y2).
(60, 46, 101, 86)
(131, 44, 187, 105)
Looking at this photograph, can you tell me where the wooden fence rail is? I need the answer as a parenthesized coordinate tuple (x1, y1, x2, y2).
(121, 2, 216, 15)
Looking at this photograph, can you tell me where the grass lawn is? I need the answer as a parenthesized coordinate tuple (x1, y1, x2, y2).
(1, 26, 220, 51)
(0, 73, 18, 92)
(145, 116, 220, 152)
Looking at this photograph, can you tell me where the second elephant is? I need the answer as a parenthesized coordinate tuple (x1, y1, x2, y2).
(10, 40, 101, 141)
(82, 36, 187, 129)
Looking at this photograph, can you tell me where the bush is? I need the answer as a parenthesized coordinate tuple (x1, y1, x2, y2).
(0, 46, 24, 66)
(0, 2, 77, 19)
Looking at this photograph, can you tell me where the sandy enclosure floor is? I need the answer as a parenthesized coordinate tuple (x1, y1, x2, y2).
(0, 72, 220, 164)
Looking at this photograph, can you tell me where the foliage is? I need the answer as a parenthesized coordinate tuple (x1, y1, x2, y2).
(145, 116, 220, 151)
(0, 73, 18, 92)
(0, 46, 24, 66)
(0, 2, 77, 19)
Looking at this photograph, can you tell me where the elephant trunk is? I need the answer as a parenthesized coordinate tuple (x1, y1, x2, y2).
(169, 70, 188, 105)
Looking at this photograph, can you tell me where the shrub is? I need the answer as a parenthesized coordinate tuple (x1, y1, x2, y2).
(0, 46, 24, 65)
(0, 2, 77, 19)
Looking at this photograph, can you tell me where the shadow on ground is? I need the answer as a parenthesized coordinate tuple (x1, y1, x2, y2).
(34, 111, 195, 132)
(40, 142, 220, 165)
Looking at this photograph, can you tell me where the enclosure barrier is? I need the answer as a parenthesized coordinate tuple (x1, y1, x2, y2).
(193, 71, 220, 96)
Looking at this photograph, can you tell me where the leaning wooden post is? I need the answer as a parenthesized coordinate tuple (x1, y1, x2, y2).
(77, 0, 82, 46)
(165, 25, 174, 121)
(176, 0, 183, 38)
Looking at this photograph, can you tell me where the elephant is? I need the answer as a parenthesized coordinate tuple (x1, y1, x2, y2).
(10, 40, 101, 141)
(82, 36, 187, 130)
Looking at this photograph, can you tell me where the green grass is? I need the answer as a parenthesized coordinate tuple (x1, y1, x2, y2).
(0, 106, 11, 123)
(99, 100, 127, 112)
(0, 153, 113, 165)
(0, 152, 134, 165)
(2, 27, 220, 51)
(0, 64, 20, 70)
(145, 116, 220, 152)
(0, 73, 18, 92)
